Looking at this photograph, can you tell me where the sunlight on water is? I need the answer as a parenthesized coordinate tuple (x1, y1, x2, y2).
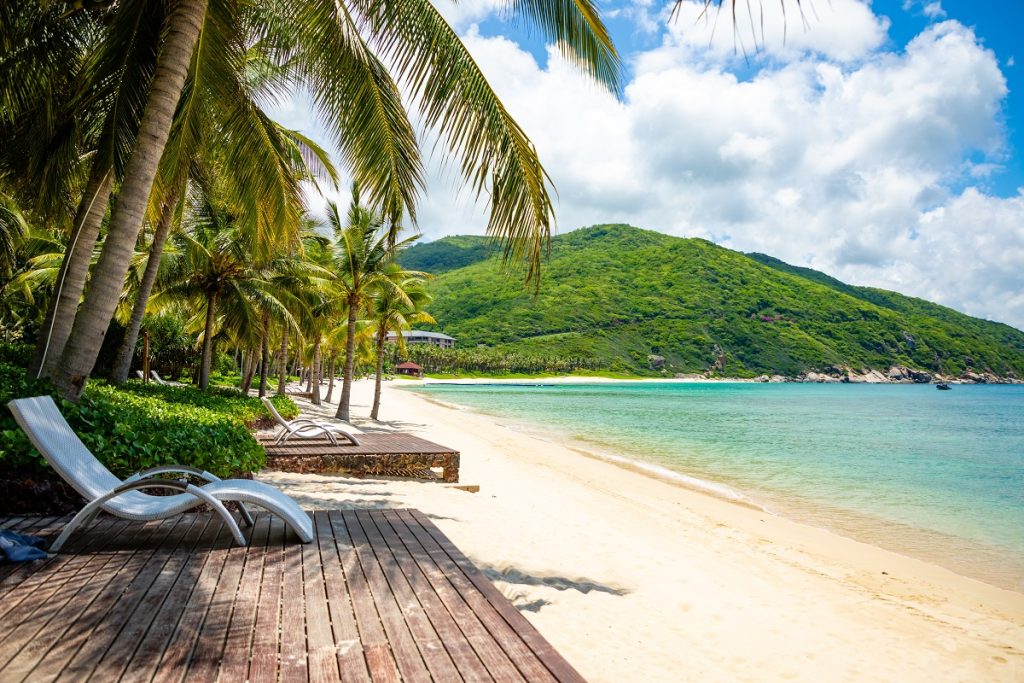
(413, 382, 1024, 589)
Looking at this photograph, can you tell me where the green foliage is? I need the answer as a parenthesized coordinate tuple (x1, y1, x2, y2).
(420, 225, 1024, 377)
(399, 235, 495, 273)
(0, 356, 298, 478)
(133, 315, 197, 380)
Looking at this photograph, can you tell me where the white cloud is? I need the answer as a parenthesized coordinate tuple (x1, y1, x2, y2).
(662, 0, 889, 64)
(424, 19, 1021, 328)
(267, 6, 1023, 330)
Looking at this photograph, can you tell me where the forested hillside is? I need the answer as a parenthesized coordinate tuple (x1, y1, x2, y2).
(402, 225, 1024, 378)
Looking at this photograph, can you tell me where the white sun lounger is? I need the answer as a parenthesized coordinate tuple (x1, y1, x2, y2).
(261, 396, 361, 447)
(7, 395, 314, 551)
(150, 370, 169, 385)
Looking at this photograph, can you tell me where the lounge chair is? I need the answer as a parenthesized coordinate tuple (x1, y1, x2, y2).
(150, 370, 168, 385)
(6, 395, 314, 551)
(135, 370, 146, 380)
(261, 396, 361, 447)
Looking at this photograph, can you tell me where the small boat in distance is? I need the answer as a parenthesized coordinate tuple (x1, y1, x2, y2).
(936, 383, 951, 390)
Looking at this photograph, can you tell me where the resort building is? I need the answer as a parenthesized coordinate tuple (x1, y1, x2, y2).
(386, 330, 456, 349)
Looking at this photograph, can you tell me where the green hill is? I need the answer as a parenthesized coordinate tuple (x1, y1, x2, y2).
(411, 225, 1024, 378)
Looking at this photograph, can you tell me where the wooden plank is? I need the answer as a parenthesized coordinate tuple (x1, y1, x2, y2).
(0, 517, 133, 626)
(2, 518, 181, 682)
(342, 509, 432, 683)
(212, 513, 272, 683)
(356, 510, 463, 681)
(84, 514, 212, 681)
(51, 516, 202, 683)
(328, 511, 402, 683)
(303, 512, 342, 683)
(410, 510, 587, 683)
(150, 519, 237, 683)
(279, 515, 310, 683)
(116, 514, 221, 683)
(0, 518, 142, 673)
(246, 516, 286, 683)
(395, 509, 560, 683)
(368, 510, 493, 681)
(313, 511, 371, 683)
(380, 510, 526, 683)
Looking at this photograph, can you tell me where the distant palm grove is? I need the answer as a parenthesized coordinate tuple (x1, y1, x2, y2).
(0, 1, 619, 412)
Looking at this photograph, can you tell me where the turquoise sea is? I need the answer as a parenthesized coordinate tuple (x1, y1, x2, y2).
(410, 382, 1024, 590)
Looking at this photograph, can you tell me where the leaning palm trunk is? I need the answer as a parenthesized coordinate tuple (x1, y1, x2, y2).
(258, 315, 270, 397)
(310, 341, 322, 405)
(30, 166, 113, 379)
(276, 326, 288, 395)
(52, 0, 210, 401)
(110, 191, 178, 383)
(199, 291, 218, 391)
(336, 297, 358, 421)
(370, 331, 386, 420)
(240, 348, 257, 394)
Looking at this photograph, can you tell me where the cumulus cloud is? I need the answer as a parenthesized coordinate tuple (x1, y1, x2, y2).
(268, 3, 1023, 330)
(426, 18, 1021, 328)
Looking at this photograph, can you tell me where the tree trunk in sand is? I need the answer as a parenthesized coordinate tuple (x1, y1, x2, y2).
(30, 166, 113, 379)
(310, 341, 322, 405)
(277, 326, 288, 395)
(199, 291, 217, 391)
(52, 0, 210, 401)
(110, 190, 179, 383)
(336, 296, 358, 421)
(325, 354, 336, 403)
(370, 330, 385, 420)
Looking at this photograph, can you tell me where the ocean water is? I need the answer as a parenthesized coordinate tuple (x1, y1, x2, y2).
(410, 382, 1024, 590)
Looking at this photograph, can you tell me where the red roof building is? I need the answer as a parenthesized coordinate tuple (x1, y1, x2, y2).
(396, 361, 423, 378)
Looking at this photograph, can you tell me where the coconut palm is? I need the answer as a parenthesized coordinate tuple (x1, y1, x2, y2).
(367, 264, 434, 420)
(37, 0, 618, 401)
(320, 192, 417, 421)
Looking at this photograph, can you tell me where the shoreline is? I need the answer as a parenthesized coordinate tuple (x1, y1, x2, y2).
(407, 383, 1024, 592)
(260, 379, 1024, 682)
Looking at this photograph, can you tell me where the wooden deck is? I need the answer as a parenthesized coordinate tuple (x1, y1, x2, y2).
(0, 510, 582, 682)
(259, 433, 460, 483)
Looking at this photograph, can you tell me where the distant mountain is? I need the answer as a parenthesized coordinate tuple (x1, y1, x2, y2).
(400, 235, 494, 274)
(412, 225, 1024, 378)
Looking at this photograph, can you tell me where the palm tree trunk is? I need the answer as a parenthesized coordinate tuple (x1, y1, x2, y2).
(336, 296, 358, 421)
(277, 326, 288, 395)
(52, 0, 210, 401)
(30, 165, 113, 379)
(110, 190, 179, 384)
(241, 348, 257, 394)
(325, 354, 336, 403)
(258, 315, 270, 397)
(310, 341, 322, 405)
(199, 291, 218, 391)
(371, 331, 385, 420)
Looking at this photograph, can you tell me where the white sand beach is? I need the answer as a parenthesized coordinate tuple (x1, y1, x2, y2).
(259, 379, 1024, 682)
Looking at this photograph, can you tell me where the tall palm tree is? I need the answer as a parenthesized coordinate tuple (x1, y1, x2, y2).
(323, 192, 416, 421)
(40, 0, 618, 401)
(367, 264, 434, 420)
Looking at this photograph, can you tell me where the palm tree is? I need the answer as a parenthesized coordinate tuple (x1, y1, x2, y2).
(152, 192, 294, 390)
(33, 0, 618, 401)
(323, 192, 416, 421)
(367, 265, 434, 420)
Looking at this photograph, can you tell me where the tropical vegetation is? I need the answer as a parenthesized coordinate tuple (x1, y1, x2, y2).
(404, 225, 1024, 378)
(0, 0, 619, 406)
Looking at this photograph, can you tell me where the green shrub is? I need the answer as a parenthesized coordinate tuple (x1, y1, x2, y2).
(0, 362, 298, 478)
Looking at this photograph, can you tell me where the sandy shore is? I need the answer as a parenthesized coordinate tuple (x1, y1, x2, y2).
(258, 379, 1024, 682)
